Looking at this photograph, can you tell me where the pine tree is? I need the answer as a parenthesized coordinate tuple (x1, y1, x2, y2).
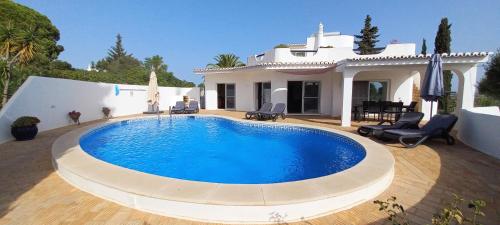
(107, 34, 127, 60)
(478, 50, 500, 100)
(354, 15, 380, 55)
(434, 18, 453, 113)
(434, 18, 451, 55)
(421, 38, 427, 55)
(95, 34, 141, 74)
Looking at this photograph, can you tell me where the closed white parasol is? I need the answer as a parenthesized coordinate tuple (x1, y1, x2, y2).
(147, 70, 159, 112)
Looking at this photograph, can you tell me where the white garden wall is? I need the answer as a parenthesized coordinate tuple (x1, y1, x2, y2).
(456, 107, 500, 159)
(0, 76, 199, 144)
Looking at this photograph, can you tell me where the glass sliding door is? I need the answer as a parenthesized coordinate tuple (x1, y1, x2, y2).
(225, 84, 235, 109)
(303, 81, 320, 113)
(287, 81, 303, 113)
(262, 82, 271, 106)
(217, 84, 226, 109)
(368, 81, 388, 102)
(352, 81, 369, 106)
(255, 82, 271, 110)
(352, 80, 389, 105)
(217, 83, 235, 109)
(287, 81, 321, 114)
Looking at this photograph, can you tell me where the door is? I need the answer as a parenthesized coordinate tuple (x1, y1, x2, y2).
(217, 84, 225, 109)
(352, 81, 369, 106)
(225, 84, 235, 109)
(368, 81, 388, 102)
(352, 81, 389, 106)
(262, 82, 271, 107)
(256, 83, 263, 109)
(256, 82, 272, 110)
(287, 81, 303, 113)
(303, 81, 320, 113)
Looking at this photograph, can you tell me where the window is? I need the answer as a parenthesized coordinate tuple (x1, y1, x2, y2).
(352, 81, 389, 106)
(291, 51, 306, 57)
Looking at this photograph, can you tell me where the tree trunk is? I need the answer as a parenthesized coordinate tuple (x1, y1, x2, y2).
(1, 64, 12, 107)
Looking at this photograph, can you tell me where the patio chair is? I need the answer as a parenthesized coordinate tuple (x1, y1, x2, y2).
(257, 103, 286, 122)
(381, 114, 458, 148)
(170, 101, 185, 114)
(362, 101, 382, 121)
(245, 102, 273, 119)
(357, 112, 424, 137)
(184, 101, 199, 114)
(403, 101, 418, 112)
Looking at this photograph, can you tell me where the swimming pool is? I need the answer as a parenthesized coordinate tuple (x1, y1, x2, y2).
(80, 116, 366, 184)
(53, 115, 394, 223)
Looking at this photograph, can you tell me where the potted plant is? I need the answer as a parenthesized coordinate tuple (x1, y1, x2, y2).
(11, 116, 40, 141)
(102, 107, 111, 118)
(68, 110, 81, 125)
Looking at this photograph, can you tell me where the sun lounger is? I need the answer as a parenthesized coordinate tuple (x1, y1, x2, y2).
(357, 112, 424, 137)
(245, 102, 273, 119)
(170, 101, 185, 114)
(184, 101, 199, 114)
(381, 114, 458, 148)
(257, 103, 286, 122)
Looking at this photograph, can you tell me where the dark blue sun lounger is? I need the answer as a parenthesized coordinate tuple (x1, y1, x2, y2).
(357, 112, 424, 137)
(381, 114, 458, 148)
(245, 102, 273, 119)
(257, 103, 286, 121)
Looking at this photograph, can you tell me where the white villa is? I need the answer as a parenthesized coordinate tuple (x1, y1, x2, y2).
(195, 23, 491, 127)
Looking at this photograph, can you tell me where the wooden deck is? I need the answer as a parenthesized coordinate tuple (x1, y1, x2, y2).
(0, 110, 498, 225)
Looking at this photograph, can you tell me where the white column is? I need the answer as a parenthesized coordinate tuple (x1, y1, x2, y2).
(341, 69, 357, 127)
(456, 66, 477, 111)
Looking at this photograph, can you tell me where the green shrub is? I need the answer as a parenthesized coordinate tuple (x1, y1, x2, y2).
(374, 194, 487, 225)
(11, 116, 40, 128)
(274, 44, 289, 48)
(475, 94, 500, 107)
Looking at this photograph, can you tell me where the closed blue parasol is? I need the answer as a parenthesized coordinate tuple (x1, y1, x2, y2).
(420, 53, 444, 117)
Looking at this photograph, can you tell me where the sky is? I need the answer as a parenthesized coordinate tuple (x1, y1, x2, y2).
(15, 0, 500, 85)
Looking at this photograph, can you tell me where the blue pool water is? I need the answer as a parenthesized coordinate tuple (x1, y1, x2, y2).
(80, 116, 366, 184)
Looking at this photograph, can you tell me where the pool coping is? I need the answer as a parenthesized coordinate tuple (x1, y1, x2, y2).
(52, 114, 395, 223)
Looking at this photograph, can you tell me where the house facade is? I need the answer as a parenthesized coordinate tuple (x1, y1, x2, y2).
(195, 23, 491, 126)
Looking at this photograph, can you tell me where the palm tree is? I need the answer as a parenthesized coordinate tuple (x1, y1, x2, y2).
(207, 54, 245, 68)
(1, 23, 40, 107)
(144, 55, 167, 72)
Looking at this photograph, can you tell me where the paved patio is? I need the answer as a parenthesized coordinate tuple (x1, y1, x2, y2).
(0, 110, 498, 225)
